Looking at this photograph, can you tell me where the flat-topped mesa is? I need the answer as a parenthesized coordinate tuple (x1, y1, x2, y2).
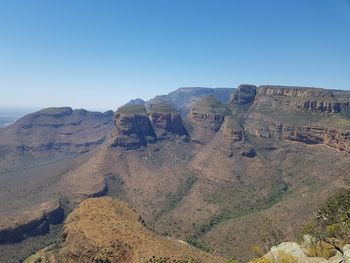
(189, 96, 230, 132)
(112, 105, 156, 149)
(256, 85, 350, 113)
(277, 124, 350, 152)
(257, 85, 335, 98)
(248, 121, 350, 152)
(147, 102, 188, 138)
(230, 84, 257, 104)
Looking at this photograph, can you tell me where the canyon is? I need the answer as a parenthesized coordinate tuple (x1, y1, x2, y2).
(0, 85, 349, 262)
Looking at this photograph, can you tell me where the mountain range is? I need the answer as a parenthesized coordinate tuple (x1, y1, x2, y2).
(0, 85, 349, 263)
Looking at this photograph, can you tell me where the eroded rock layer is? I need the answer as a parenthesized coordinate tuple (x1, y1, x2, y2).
(0, 200, 63, 244)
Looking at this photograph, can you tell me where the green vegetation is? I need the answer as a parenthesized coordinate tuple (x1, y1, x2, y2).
(161, 174, 198, 215)
(186, 237, 212, 252)
(117, 104, 147, 115)
(148, 102, 178, 114)
(302, 188, 350, 255)
(193, 96, 230, 115)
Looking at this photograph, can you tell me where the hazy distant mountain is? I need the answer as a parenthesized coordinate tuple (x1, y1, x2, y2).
(125, 98, 146, 106)
(146, 87, 235, 116)
(0, 107, 114, 156)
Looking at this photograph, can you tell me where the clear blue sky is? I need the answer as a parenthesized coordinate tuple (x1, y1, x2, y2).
(0, 0, 349, 111)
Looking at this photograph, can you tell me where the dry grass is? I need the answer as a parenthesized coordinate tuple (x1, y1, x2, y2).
(35, 197, 226, 263)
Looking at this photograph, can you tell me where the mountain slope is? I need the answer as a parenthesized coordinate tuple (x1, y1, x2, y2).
(0, 107, 114, 157)
(26, 197, 226, 263)
(1, 85, 350, 262)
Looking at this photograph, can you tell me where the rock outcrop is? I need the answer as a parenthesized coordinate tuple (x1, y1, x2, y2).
(189, 96, 229, 132)
(0, 200, 64, 244)
(277, 125, 350, 151)
(256, 241, 350, 263)
(230, 84, 257, 104)
(256, 85, 350, 113)
(112, 103, 188, 149)
(147, 103, 188, 138)
(112, 105, 156, 149)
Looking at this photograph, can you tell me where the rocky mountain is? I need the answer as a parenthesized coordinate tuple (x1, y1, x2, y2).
(0, 85, 350, 262)
(111, 102, 188, 149)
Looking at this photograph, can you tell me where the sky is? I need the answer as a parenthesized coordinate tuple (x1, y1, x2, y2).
(0, 0, 349, 111)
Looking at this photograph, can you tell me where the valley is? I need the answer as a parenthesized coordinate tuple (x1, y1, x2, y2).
(0, 85, 349, 262)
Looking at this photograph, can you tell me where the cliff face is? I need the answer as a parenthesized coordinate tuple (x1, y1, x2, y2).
(233, 85, 350, 152)
(149, 112, 188, 137)
(230, 84, 257, 105)
(257, 85, 334, 98)
(256, 85, 350, 113)
(112, 103, 188, 149)
(112, 106, 156, 149)
(190, 111, 225, 132)
(189, 96, 229, 133)
(277, 124, 350, 152)
(0, 200, 63, 244)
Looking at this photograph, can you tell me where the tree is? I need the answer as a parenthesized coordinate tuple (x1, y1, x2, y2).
(252, 216, 285, 256)
(302, 189, 350, 256)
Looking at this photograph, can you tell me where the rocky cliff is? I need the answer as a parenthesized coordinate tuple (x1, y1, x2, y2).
(230, 85, 350, 152)
(111, 105, 156, 149)
(230, 84, 257, 104)
(0, 200, 63, 244)
(147, 103, 188, 138)
(189, 96, 229, 132)
(257, 85, 350, 113)
(112, 103, 188, 149)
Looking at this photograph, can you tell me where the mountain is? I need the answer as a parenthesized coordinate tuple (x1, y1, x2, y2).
(146, 87, 235, 116)
(24, 197, 225, 263)
(0, 85, 349, 262)
(0, 107, 114, 156)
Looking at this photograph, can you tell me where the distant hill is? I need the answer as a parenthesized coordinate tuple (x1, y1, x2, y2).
(146, 87, 235, 116)
(0, 107, 114, 156)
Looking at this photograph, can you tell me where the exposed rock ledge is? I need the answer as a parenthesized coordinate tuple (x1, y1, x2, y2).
(0, 200, 64, 244)
(249, 122, 350, 152)
(272, 98, 350, 113)
(189, 96, 229, 132)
